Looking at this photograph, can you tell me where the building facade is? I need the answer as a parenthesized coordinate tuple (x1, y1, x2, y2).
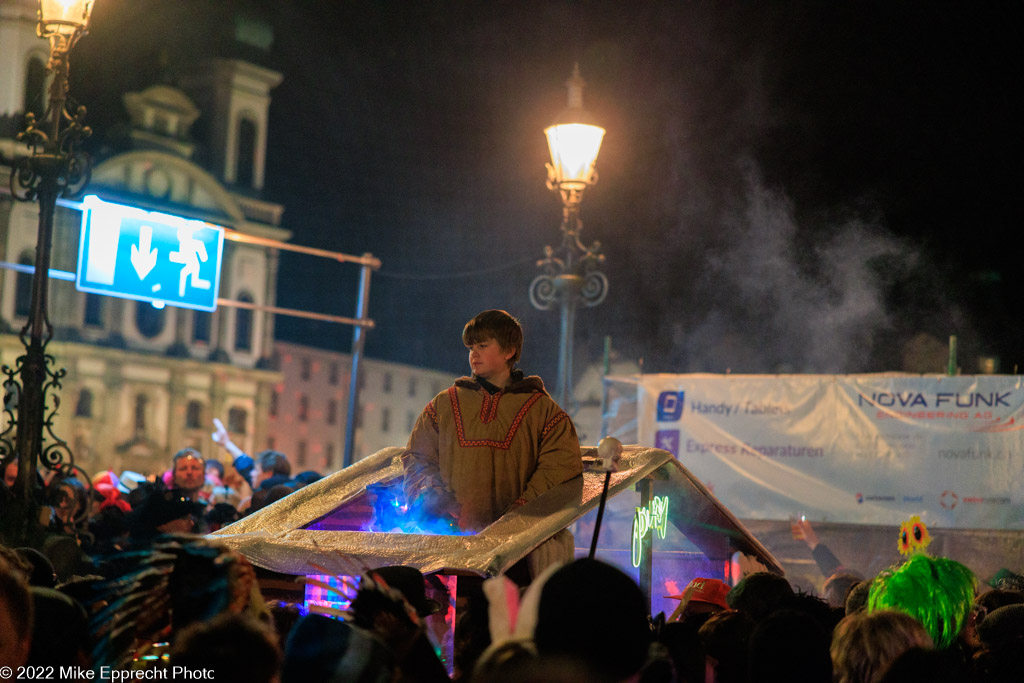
(0, 0, 287, 476)
(267, 341, 456, 472)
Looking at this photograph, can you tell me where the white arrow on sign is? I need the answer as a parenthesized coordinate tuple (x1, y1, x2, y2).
(130, 224, 158, 280)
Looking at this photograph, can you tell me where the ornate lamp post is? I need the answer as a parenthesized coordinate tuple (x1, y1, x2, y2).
(529, 65, 607, 414)
(1, 0, 95, 542)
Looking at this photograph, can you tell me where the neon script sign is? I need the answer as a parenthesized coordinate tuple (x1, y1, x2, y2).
(631, 496, 669, 567)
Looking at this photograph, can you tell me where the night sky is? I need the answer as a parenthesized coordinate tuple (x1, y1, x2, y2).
(70, 1, 1023, 382)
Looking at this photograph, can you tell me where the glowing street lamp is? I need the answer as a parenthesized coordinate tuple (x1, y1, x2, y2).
(1, 0, 96, 543)
(544, 71, 605, 202)
(38, 0, 94, 37)
(530, 65, 609, 413)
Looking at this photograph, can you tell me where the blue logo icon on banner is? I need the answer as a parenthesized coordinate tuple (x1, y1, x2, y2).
(656, 391, 686, 421)
(76, 195, 225, 311)
(655, 429, 680, 456)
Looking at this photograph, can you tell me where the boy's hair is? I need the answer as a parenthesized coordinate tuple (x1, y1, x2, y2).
(462, 310, 523, 366)
(256, 450, 291, 477)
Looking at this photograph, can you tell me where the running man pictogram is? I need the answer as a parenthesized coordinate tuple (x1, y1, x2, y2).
(168, 225, 212, 297)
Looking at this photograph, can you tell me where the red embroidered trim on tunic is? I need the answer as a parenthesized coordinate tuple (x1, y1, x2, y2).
(479, 391, 503, 423)
(448, 386, 543, 449)
(424, 401, 439, 430)
(541, 411, 570, 438)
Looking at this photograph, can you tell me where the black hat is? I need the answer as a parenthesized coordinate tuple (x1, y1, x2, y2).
(370, 566, 443, 617)
(128, 486, 206, 538)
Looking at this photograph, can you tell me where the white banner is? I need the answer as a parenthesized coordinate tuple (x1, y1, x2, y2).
(634, 374, 1024, 529)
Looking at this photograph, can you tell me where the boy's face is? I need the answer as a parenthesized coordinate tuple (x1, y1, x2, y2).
(466, 337, 514, 382)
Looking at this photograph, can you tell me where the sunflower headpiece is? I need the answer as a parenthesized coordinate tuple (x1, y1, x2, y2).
(898, 515, 932, 556)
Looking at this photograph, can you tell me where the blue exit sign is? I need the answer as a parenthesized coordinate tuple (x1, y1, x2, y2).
(76, 195, 225, 311)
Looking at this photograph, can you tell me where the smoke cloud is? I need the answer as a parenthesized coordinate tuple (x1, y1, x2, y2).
(667, 162, 914, 374)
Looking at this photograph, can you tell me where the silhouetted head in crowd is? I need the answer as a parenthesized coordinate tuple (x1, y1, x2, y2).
(698, 609, 756, 683)
(0, 556, 33, 668)
(787, 590, 845, 634)
(88, 505, 130, 553)
(282, 614, 393, 683)
(845, 579, 873, 616)
(667, 576, 730, 624)
(205, 459, 225, 481)
(482, 655, 610, 683)
(726, 571, 793, 622)
(990, 568, 1024, 593)
(172, 448, 206, 496)
(14, 548, 56, 588)
(127, 485, 205, 540)
(876, 647, 973, 683)
(831, 609, 933, 683)
(975, 589, 1024, 615)
(293, 470, 322, 486)
(27, 587, 89, 666)
(266, 601, 304, 650)
(172, 612, 281, 683)
(534, 558, 652, 682)
(747, 609, 832, 682)
(3, 458, 18, 488)
(206, 502, 240, 531)
(868, 554, 976, 650)
(248, 483, 297, 514)
(974, 603, 1024, 682)
(824, 571, 864, 609)
(252, 450, 291, 489)
(976, 602, 1024, 651)
(47, 473, 87, 530)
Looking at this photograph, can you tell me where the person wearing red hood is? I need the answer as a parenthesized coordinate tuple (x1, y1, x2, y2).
(91, 471, 131, 513)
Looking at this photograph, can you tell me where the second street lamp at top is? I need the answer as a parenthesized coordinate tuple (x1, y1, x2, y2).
(529, 65, 607, 415)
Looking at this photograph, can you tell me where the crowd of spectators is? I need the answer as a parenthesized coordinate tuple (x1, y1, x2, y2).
(2, 438, 1024, 682)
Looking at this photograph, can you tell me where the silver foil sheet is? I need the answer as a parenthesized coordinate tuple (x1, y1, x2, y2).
(210, 445, 782, 577)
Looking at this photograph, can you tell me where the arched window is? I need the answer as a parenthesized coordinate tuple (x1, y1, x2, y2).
(23, 55, 46, 116)
(327, 399, 338, 425)
(186, 400, 203, 429)
(228, 406, 247, 434)
(236, 117, 257, 187)
(298, 395, 308, 422)
(75, 388, 93, 418)
(14, 251, 34, 317)
(136, 302, 165, 338)
(234, 292, 254, 352)
(192, 310, 211, 344)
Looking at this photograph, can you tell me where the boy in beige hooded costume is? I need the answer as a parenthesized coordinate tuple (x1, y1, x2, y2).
(401, 310, 582, 575)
